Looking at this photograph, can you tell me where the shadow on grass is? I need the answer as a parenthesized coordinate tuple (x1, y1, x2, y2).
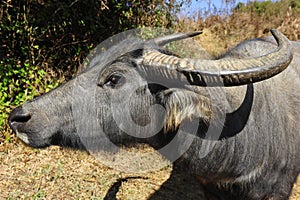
(103, 176, 148, 200)
(104, 165, 206, 200)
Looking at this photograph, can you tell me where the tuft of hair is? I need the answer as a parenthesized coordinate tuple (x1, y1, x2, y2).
(160, 89, 212, 132)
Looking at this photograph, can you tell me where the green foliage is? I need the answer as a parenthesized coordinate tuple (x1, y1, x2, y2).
(1, 0, 186, 76)
(234, 0, 300, 16)
(290, 0, 300, 13)
(0, 1, 57, 138)
(0, 59, 59, 133)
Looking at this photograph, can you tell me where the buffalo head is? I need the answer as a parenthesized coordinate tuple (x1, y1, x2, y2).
(8, 29, 292, 152)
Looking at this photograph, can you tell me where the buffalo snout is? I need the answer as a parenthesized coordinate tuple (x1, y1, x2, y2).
(9, 107, 32, 132)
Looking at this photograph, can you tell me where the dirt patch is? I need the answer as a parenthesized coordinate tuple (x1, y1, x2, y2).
(0, 141, 299, 199)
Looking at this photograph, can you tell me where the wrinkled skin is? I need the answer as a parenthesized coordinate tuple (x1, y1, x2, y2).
(9, 34, 300, 199)
(10, 60, 171, 149)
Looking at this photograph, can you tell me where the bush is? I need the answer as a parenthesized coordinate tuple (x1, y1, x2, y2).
(177, 0, 299, 57)
(0, 1, 59, 140)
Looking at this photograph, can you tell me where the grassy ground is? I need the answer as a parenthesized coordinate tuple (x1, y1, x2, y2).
(0, 141, 205, 199)
(0, 140, 299, 199)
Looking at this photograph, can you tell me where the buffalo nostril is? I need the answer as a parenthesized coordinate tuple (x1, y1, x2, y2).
(8, 107, 32, 127)
(10, 114, 31, 124)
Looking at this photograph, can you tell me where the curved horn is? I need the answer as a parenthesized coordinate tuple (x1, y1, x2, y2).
(152, 31, 203, 46)
(139, 29, 293, 87)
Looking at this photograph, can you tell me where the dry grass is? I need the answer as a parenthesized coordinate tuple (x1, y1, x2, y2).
(0, 141, 205, 199)
(177, 6, 300, 56)
(0, 140, 299, 199)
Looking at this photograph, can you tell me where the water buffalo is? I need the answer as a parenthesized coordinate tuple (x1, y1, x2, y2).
(9, 29, 300, 199)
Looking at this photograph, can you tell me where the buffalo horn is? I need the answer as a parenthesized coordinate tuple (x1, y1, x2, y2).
(139, 29, 293, 87)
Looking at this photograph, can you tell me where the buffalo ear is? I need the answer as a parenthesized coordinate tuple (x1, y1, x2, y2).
(157, 89, 212, 132)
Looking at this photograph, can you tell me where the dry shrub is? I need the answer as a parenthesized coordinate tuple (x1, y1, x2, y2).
(176, 1, 300, 56)
(279, 7, 300, 41)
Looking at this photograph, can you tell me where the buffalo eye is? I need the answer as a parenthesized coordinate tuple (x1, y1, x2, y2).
(103, 72, 125, 88)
